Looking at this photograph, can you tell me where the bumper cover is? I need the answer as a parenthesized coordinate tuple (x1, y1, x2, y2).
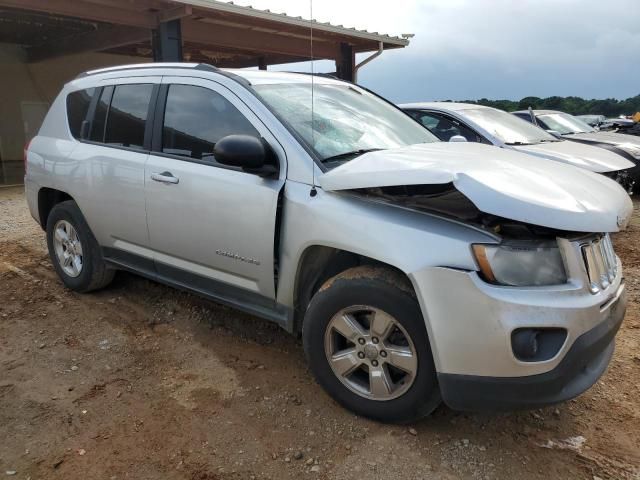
(438, 286, 626, 411)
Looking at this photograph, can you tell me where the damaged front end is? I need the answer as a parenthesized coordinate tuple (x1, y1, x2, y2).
(318, 143, 633, 234)
(352, 183, 580, 241)
(352, 183, 617, 289)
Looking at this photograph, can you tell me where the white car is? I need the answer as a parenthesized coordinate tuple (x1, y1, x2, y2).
(401, 102, 636, 193)
(25, 64, 631, 422)
(514, 109, 640, 186)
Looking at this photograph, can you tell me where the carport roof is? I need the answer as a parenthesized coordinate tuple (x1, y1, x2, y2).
(0, 0, 411, 67)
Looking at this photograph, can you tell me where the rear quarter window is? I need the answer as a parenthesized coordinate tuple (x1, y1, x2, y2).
(66, 88, 95, 139)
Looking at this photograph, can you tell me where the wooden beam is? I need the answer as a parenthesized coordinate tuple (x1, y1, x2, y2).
(182, 18, 340, 60)
(0, 0, 157, 28)
(27, 25, 150, 63)
(157, 4, 192, 23)
(335, 42, 355, 82)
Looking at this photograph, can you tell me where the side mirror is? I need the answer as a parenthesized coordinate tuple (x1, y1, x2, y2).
(449, 135, 468, 143)
(214, 135, 277, 177)
(545, 130, 562, 138)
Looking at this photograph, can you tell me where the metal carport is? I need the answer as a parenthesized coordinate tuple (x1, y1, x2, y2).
(0, 0, 410, 184)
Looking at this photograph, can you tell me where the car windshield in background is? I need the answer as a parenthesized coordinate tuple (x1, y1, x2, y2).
(538, 113, 596, 135)
(462, 108, 559, 145)
(577, 114, 605, 127)
(253, 82, 438, 165)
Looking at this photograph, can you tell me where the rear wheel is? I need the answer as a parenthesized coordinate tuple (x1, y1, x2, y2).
(303, 266, 441, 423)
(46, 200, 114, 292)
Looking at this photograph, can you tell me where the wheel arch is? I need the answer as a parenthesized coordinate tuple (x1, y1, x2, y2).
(37, 187, 74, 230)
(291, 245, 414, 334)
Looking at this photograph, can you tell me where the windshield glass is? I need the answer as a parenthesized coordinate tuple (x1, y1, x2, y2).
(253, 82, 438, 163)
(461, 108, 559, 145)
(538, 113, 596, 135)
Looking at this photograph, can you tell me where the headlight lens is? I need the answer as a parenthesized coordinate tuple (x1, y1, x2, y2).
(618, 143, 640, 159)
(472, 242, 567, 286)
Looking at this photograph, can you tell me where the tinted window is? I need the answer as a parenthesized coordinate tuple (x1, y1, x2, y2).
(414, 112, 441, 130)
(162, 85, 259, 162)
(513, 112, 533, 123)
(90, 86, 113, 143)
(417, 112, 479, 142)
(66, 88, 95, 139)
(104, 84, 153, 149)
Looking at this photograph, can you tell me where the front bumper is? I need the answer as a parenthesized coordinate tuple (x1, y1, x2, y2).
(438, 285, 625, 411)
(409, 255, 626, 411)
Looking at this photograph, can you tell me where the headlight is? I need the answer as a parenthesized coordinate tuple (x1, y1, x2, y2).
(618, 143, 640, 159)
(472, 242, 567, 286)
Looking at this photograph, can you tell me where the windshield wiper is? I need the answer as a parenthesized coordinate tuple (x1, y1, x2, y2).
(504, 141, 534, 146)
(321, 148, 382, 163)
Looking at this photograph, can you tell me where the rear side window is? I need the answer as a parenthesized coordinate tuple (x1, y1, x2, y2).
(161, 84, 259, 162)
(104, 84, 154, 149)
(66, 88, 95, 139)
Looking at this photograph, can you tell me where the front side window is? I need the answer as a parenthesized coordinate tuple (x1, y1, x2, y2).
(415, 111, 480, 142)
(162, 85, 259, 162)
(461, 108, 559, 145)
(104, 84, 153, 149)
(253, 82, 437, 167)
(66, 88, 95, 139)
(537, 113, 596, 135)
(412, 111, 441, 131)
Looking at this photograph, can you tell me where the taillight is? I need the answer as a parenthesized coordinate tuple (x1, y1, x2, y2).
(24, 139, 31, 174)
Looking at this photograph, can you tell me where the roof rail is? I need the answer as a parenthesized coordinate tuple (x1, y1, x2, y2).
(75, 62, 219, 79)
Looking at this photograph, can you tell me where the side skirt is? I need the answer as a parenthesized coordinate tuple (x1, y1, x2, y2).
(102, 247, 293, 332)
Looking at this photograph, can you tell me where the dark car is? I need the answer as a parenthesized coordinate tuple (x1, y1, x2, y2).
(514, 109, 640, 187)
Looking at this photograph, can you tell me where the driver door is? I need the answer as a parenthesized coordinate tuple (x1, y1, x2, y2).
(144, 77, 286, 301)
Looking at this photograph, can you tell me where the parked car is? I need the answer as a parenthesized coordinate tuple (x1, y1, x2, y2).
(26, 63, 631, 422)
(576, 114, 609, 129)
(607, 118, 640, 137)
(400, 102, 635, 193)
(513, 109, 640, 183)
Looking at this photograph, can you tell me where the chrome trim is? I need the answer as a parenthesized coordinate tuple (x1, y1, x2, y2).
(581, 235, 617, 294)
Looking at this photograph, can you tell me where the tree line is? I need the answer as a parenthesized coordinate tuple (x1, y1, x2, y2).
(454, 94, 640, 117)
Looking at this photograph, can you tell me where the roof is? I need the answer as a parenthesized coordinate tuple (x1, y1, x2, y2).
(226, 68, 343, 85)
(176, 0, 411, 48)
(513, 109, 562, 115)
(73, 62, 346, 86)
(399, 102, 489, 112)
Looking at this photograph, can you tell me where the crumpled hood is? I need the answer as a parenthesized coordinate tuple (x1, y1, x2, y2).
(566, 131, 640, 148)
(514, 140, 634, 173)
(319, 142, 633, 232)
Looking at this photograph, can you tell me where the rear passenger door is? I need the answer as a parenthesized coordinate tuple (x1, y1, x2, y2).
(144, 77, 286, 301)
(66, 78, 159, 255)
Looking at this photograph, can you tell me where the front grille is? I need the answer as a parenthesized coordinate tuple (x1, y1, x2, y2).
(581, 235, 617, 293)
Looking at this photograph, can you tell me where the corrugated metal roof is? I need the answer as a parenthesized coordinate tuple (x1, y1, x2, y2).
(174, 0, 411, 46)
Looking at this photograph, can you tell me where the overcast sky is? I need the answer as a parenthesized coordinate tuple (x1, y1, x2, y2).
(230, 0, 640, 103)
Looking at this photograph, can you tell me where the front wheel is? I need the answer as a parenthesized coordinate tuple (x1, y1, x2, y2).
(302, 266, 440, 423)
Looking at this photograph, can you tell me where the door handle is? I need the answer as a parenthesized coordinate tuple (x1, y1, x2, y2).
(150, 171, 179, 184)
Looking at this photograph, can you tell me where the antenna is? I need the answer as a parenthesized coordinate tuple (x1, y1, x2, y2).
(309, 0, 317, 197)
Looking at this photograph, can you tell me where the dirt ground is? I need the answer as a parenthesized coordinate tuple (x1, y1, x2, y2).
(0, 186, 638, 480)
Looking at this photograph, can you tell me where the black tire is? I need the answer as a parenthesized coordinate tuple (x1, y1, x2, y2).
(302, 266, 441, 423)
(46, 200, 115, 292)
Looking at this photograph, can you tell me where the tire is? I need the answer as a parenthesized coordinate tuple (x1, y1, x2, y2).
(46, 200, 115, 292)
(302, 266, 441, 423)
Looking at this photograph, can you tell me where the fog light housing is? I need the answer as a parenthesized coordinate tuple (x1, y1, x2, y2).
(511, 328, 567, 362)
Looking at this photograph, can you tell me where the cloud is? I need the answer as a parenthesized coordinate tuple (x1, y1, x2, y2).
(230, 0, 640, 101)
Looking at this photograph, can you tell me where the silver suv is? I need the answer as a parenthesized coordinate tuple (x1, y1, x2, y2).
(25, 63, 631, 422)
